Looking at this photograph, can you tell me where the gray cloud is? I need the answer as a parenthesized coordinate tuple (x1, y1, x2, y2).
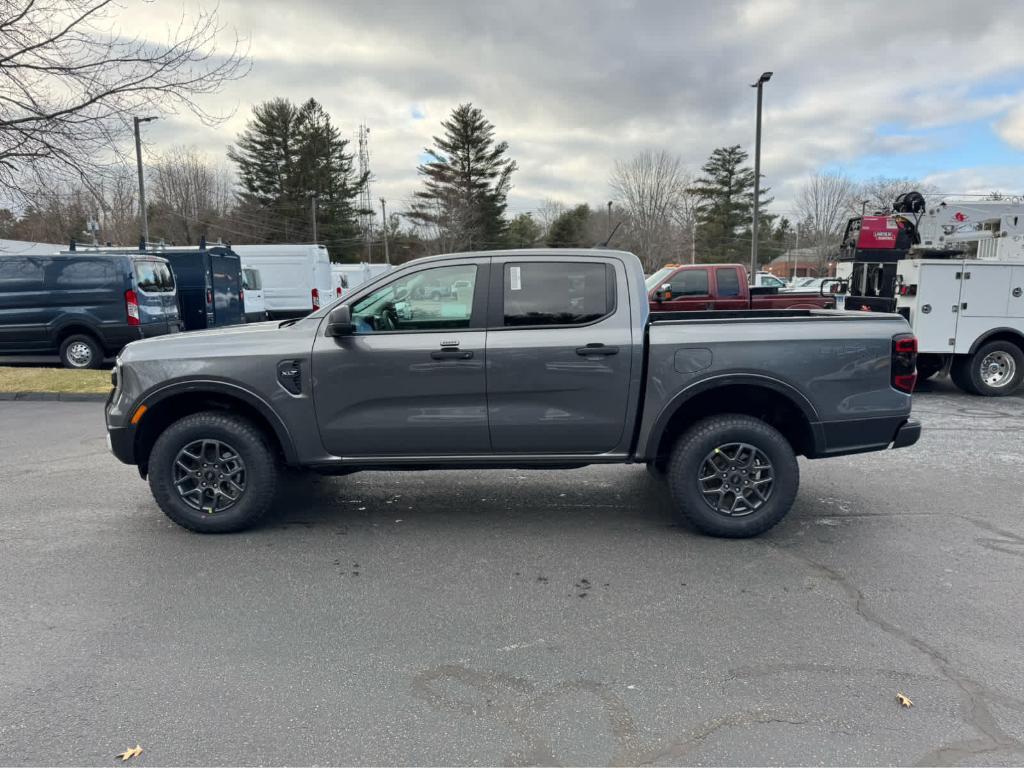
(136, 0, 1024, 217)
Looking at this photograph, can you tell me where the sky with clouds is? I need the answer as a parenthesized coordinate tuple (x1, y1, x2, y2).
(129, 0, 1024, 220)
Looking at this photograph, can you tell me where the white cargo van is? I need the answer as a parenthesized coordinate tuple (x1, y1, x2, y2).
(240, 267, 267, 322)
(233, 244, 333, 319)
(330, 262, 394, 299)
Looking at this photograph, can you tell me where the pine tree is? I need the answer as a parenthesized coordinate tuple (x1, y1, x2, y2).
(408, 103, 517, 251)
(228, 98, 366, 257)
(546, 204, 591, 248)
(688, 145, 774, 264)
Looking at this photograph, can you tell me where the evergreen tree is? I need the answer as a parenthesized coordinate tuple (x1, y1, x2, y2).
(506, 212, 543, 247)
(547, 204, 591, 248)
(408, 103, 517, 251)
(688, 145, 774, 264)
(228, 98, 366, 258)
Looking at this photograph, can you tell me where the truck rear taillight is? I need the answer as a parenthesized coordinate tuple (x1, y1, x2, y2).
(239, 288, 244, 303)
(125, 290, 140, 326)
(336, 287, 342, 298)
(898, 284, 917, 296)
(206, 288, 213, 305)
(312, 288, 320, 309)
(892, 334, 917, 393)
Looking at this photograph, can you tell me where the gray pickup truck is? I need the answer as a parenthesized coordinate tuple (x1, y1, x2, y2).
(105, 249, 920, 537)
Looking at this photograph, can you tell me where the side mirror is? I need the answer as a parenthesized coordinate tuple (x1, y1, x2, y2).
(325, 305, 355, 337)
(654, 283, 672, 303)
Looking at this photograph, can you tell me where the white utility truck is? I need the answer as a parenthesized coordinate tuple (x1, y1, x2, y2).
(835, 192, 1024, 395)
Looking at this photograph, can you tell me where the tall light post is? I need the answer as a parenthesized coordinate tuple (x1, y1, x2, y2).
(750, 71, 772, 277)
(133, 116, 158, 246)
(606, 200, 613, 238)
(380, 197, 390, 264)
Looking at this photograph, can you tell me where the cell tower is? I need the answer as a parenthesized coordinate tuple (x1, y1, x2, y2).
(357, 123, 373, 261)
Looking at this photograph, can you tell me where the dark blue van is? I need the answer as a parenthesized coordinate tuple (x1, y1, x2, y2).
(0, 251, 180, 368)
(157, 245, 243, 331)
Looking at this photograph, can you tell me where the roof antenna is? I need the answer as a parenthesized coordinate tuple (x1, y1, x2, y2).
(597, 221, 622, 248)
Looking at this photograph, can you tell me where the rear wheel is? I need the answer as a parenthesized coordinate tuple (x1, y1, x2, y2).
(148, 411, 279, 533)
(666, 414, 799, 538)
(955, 342, 1024, 396)
(59, 333, 102, 369)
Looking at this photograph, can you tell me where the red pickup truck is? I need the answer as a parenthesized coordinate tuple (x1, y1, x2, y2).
(646, 263, 835, 312)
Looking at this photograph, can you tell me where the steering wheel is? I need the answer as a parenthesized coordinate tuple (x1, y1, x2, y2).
(380, 304, 399, 331)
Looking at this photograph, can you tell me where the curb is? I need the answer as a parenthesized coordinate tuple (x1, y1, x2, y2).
(0, 391, 109, 402)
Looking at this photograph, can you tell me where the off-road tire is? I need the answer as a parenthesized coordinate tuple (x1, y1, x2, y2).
(59, 333, 102, 369)
(667, 414, 799, 538)
(148, 411, 279, 533)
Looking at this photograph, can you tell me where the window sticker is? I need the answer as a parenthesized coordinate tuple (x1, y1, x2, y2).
(510, 265, 522, 291)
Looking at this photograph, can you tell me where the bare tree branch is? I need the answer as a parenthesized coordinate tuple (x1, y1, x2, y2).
(0, 0, 250, 201)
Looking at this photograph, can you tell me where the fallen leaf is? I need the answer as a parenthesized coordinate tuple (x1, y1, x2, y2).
(116, 745, 143, 761)
(896, 693, 913, 708)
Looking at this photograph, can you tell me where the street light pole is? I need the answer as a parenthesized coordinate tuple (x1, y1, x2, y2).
(750, 72, 772, 278)
(380, 197, 390, 265)
(309, 192, 319, 242)
(607, 200, 613, 238)
(133, 116, 158, 246)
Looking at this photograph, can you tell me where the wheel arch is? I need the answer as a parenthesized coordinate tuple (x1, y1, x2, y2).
(644, 376, 821, 462)
(54, 321, 103, 347)
(966, 328, 1024, 356)
(133, 381, 298, 475)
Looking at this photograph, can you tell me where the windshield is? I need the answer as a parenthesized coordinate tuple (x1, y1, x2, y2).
(645, 267, 675, 291)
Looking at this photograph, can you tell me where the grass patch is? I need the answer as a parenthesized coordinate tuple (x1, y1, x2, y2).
(0, 366, 111, 395)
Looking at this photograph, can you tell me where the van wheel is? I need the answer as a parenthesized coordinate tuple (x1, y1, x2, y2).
(667, 414, 799, 538)
(148, 411, 279, 533)
(59, 334, 102, 369)
(961, 341, 1024, 396)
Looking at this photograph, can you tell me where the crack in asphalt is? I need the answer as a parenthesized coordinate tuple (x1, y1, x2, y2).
(412, 663, 854, 766)
(767, 543, 1024, 766)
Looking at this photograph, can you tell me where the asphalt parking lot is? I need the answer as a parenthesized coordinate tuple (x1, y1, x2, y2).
(1, 379, 1023, 766)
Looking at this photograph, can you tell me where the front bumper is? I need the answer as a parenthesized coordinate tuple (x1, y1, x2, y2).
(108, 424, 136, 465)
(892, 418, 921, 449)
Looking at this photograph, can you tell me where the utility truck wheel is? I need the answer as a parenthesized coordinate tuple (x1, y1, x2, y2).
(148, 411, 279, 533)
(667, 414, 799, 538)
(962, 341, 1023, 397)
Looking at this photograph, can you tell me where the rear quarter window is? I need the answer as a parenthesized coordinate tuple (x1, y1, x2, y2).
(503, 262, 615, 327)
(53, 258, 119, 288)
(716, 268, 741, 297)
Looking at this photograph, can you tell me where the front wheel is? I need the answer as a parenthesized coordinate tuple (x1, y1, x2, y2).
(667, 414, 799, 538)
(148, 411, 279, 533)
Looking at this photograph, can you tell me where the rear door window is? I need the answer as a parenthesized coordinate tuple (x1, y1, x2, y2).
(135, 261, 175, 293)
(670, 269, 709, 296)
(716, 268, 741, 297)
(502, 262, 614, 327)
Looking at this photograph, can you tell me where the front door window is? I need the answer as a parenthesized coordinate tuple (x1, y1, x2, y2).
(351, 264, 477, 333)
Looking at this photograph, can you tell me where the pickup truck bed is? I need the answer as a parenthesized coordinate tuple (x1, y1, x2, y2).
(105, 248, 919, 539)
